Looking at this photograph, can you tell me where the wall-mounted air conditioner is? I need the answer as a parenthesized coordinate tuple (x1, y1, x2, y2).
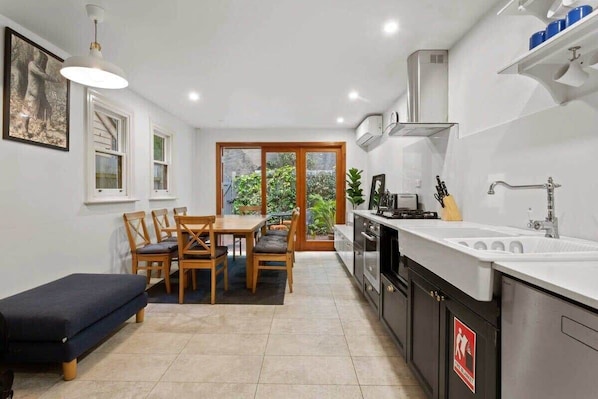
(355, 115, 382, 147)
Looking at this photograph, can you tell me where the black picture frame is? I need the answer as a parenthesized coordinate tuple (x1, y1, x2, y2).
(368, 174, 385, 210)
(3, 27, 70, 151)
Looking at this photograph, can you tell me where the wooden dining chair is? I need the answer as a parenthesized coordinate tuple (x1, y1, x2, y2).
(175, 215, 229, 304)
(151, 208, 178, 243)
(123, 211, 178, 293)
(252, 208, 299, 294)
(231, 205, 262, 260)
(173, 206, 188, 216)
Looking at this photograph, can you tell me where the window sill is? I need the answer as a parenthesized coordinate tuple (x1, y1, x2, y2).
(149, 196, 178, 201)
(84, 198, 139, 205)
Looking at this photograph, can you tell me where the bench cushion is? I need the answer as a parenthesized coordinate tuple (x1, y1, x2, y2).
(0, 274, 147, 342)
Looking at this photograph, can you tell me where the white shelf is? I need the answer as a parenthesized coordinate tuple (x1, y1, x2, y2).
(499, 9, 598, 103)
(498, 0, 598, 22)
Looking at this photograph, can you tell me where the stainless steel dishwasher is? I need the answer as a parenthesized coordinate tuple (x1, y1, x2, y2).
(502, 276, 598, 399)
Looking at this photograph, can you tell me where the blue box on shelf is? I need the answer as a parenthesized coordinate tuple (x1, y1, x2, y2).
(566, 5, 593, 27)
(546, 19, 566, 39)
(529, 30, 546, 50)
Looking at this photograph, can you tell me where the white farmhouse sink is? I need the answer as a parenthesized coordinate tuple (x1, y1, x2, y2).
(446, 236, 598, 255)
(398, 224, 598, 302)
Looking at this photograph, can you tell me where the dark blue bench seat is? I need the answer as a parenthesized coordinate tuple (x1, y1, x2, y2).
(0, 274, 147, 380)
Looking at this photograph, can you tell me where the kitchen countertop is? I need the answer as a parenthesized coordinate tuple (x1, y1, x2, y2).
(494, 261, 598, 310)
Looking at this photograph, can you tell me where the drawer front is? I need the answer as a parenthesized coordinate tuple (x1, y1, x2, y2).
(364, 279, 380, 312)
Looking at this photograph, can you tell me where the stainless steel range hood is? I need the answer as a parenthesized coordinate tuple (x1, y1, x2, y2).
(389, 50, 455, 137)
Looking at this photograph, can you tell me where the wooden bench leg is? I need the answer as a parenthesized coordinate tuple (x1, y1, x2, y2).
(62, 359, 77, 381)
(136, 308, 145, 323)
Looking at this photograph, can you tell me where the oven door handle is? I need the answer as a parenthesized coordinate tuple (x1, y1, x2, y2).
(361, 231, 378, 242)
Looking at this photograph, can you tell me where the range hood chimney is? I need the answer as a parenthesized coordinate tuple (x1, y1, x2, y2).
(389, 50, 455, 137)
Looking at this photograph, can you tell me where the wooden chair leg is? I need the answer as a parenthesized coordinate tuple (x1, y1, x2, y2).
(192, 269, 197, 290)
(132, 256, 138, 275)
(233, 236, 236, 261)
(62, 359, 77, 381)
(252, 258, 260, 294)
(146, 265, 152, 284)
(164, 259, 171, 294)
(223, 257, 229, 291)
(210, 264, 217, 304)
(287, 254, 293, 293)
(179, 266, 185, 304)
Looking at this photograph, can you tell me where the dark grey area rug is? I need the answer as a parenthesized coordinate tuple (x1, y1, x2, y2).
(145, 256, 286, 305)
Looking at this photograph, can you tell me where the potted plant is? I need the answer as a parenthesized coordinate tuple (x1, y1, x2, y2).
(346, 167, 365, 224)
(309, 194, 336, 239)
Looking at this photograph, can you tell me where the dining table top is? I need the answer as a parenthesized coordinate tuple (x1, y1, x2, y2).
(163, 214, 269, 234)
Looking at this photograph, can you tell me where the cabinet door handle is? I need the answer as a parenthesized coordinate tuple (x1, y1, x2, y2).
(367, 266, 373, 272)
(436, 293, 446, 302)
(429, 290, 436, 298)
(367, 284, 373, 292)
(387, 285, 395, 293)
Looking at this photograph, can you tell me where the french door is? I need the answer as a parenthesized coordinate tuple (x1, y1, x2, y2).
(217, 142, 346, 251)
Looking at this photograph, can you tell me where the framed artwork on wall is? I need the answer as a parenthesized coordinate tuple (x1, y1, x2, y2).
(2, 27, 70, 151)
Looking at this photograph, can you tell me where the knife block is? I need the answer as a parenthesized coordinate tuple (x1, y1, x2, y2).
(441, 195, 463, 221)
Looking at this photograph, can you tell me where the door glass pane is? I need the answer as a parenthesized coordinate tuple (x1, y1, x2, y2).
(266, 152, 296, 231)
(222, 148, 262, 215)
(95, 153, 122, 189)
(306, 151, 336, 241)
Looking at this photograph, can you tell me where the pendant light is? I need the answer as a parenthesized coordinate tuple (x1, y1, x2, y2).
(60, 4, 128, 89)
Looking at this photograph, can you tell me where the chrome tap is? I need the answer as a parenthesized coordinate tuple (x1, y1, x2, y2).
(487, 177, 561, 238)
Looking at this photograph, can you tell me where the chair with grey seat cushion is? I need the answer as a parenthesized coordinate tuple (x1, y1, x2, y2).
(123, 211, 178, 294)
(252, 208, 299, 294)
(151, 208, 178, 243)
(175, 215, 228, 304)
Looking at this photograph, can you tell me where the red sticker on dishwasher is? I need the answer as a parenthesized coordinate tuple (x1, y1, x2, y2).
(454, 316, 476, 393)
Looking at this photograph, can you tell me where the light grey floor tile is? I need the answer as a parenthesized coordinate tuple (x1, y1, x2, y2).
(270, 317, 344, 335)
(148, 382, 256, 399)
(345, 334, 401, 356)
(265, 334, 350, 356)
(341, 318, 389, 337)
(183, 333, 268, 355)
(361, 385, 427, 399)
(12, 372, 61, 399)
(260, 356, 358, 385)
(255, 384, 363, 399)
(274, 303, 339, 319)
(77, 353, 177, 381)
(160, 354, 263, 383)
(39, 381, 152, 399)
(353, 356, 419, 386)
(193, 314, 273, 334)
(95, 331, 192, 354)
(209, 304, 276, 318)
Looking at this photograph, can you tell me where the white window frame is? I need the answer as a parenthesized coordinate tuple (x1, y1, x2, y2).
(149, 123, 176, 200)
(85, 89, 136, 204)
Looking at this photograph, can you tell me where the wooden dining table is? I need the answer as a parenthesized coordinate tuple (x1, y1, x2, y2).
(162, 214, 268, 289)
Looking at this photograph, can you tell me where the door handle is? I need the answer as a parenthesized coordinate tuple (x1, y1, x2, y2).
(361, 232, 377, 242)
(387, 285, 395, 293)
(366, 284, 374, 292)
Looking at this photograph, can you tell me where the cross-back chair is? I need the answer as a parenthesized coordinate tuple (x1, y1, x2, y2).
(175, 215, 228, 304)
(252, 208, 299, 294)
(173, 206, 188, 216)
(151, 208, 178, 243)
(123, 211, 178, 293)
(231, 205, 262, 260)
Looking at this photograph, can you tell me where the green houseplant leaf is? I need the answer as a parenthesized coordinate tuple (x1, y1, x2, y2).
(346, 167, 365, 210)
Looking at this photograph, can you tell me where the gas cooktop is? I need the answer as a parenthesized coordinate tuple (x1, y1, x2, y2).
(379, 210, 439, 219)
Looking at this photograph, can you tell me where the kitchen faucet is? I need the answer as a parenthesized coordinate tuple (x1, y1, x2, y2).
(487, 177, 561, 238)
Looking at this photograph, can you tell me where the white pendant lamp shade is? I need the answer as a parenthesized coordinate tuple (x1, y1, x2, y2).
(60, 4, 128, 89)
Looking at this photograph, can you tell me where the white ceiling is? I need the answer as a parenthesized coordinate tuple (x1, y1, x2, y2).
(0, 0, 498, 129)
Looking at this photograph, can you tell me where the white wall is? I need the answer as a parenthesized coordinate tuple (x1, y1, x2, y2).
(368, 4, 598, 241)
(192, 128, 368, 214)
(0, 15, 196, 297)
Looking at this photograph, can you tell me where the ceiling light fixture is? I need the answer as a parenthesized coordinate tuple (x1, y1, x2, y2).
(336, 117, 345, 123)
(383, 20, 399, 35)
(348, 91, 359, 100)
(188, 92, 200, 101)
(60, 4, 128, 89)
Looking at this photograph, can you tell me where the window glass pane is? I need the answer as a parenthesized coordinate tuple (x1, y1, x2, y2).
(95, 153, 122, 189)
(153, 134, 165, 162)
(93, 111, 119, 151)
(153, 163, 168, 190)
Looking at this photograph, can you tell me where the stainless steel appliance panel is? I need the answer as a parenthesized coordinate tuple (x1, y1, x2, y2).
(362, 221, 380, 293)
(502, 277, 598, 399)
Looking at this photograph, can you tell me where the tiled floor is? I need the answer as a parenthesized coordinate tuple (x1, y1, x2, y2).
(11, 252, 425, 398)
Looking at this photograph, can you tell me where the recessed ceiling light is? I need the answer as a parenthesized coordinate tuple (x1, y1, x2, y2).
(337, 117, 345, 123)
(348, 91, 359, 100)
(383, 20, 399, 35)
(188, 92, 200, 101)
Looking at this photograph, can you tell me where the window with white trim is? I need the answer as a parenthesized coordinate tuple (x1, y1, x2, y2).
(151, 126, 174, 198)
(86, 90, 134, 203)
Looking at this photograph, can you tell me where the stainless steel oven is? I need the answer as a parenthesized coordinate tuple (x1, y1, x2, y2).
(362, 220, 380, 293)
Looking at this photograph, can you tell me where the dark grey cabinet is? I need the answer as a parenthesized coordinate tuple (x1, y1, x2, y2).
(407, 258, 499, 399)
(381, 274, 408, 356)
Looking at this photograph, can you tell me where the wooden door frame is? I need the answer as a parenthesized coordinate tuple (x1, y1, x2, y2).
(216, 142, 346, 251)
